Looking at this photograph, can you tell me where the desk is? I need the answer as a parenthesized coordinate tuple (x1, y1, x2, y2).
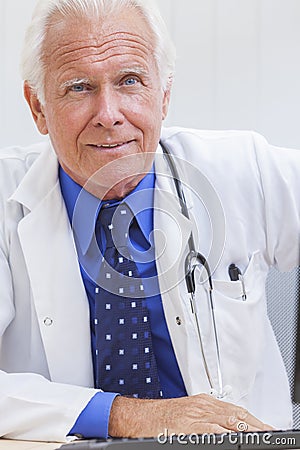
(0, 440, 61, 450)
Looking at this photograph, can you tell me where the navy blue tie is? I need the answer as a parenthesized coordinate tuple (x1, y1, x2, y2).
(94, 203, 162, 398)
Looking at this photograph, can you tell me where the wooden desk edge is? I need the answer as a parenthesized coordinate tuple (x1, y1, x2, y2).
(0, 439, 62, 450)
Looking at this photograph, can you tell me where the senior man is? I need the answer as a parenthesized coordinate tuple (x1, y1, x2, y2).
(1, 0, 300, 443)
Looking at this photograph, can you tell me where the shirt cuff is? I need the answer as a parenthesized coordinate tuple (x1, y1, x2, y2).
(69, 392, 119, 438)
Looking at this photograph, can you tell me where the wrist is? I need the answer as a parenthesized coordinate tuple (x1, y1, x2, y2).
(108, 396, 167, 438)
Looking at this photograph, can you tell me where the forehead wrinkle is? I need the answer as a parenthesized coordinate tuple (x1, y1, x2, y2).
(55, 50, 151, 76)
(53, 43, 153, 76)
(58, 40, 150, 62)
(47, 31, 153, 64)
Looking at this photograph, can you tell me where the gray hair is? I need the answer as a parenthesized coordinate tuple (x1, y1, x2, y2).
(20, 0, 176, 104)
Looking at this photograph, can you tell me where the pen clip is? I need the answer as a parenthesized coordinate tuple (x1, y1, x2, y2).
(228, 263, 247, 300)
(238, 274, 247, 301)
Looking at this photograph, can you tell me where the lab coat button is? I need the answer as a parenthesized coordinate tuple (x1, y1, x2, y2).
(44, 317, 53, 326)
(176, 316, 182, 325)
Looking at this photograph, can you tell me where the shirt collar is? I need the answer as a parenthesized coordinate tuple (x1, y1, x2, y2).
(59, 166, 155, 255)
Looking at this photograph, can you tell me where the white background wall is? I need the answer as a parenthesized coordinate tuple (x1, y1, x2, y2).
(1, 0, 300, 149)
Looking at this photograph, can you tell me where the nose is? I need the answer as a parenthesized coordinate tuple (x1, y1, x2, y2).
(91, 88, 124, 128)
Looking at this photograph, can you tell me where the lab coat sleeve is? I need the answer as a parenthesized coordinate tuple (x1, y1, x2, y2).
(252, 131, 300, 272)
(0, 371, 100, 442)
(0, 149, 99, 442)
(0, 244, 96, 442)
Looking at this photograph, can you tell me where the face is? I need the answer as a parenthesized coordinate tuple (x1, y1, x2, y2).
(25, 9, 170, 199)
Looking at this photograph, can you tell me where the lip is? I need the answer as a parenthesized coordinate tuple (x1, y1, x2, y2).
(88, 140, 134, 150)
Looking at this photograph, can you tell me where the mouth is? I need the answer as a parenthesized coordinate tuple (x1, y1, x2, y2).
(89, 140, 134, 150)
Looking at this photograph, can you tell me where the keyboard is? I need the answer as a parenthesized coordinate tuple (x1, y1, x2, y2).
(58, 429, 300, 449)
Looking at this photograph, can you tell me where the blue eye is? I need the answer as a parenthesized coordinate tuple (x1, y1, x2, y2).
(71, 84, 85, 92)
(124, 78, 138, 86)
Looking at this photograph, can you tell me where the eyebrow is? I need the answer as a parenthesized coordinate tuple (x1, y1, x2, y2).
(59, 67, 149, 90)
(60, 78, 91, 90)
(118, 67, 149, 77)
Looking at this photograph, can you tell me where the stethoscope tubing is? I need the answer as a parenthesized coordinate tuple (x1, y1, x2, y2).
(159, 140, 224, 398)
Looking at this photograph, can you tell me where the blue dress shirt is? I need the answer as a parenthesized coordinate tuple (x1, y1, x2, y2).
(59, 166, 187, 438)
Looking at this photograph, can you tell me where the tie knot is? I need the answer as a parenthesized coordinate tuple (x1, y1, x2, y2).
(98, 203, 133, 249)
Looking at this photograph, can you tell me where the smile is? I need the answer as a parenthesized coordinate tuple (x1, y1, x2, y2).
(97, 143, 123, 148)
(90, 140, 134, 149)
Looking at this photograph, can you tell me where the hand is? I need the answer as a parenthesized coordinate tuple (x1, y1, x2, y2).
(108, 393, 272, 438)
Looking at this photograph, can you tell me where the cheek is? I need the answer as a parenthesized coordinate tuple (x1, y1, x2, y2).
(45, 104, 88, 144)
(139, 98, 164, 140)
(124, 94, 164, 130)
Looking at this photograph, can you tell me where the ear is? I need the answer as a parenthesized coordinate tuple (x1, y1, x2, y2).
(23, 82, 48, 135)
(162, 80, 172, 120)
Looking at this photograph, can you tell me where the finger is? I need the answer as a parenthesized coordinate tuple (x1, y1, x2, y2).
(195, 413, 246, 433)
(226, 414, 273, 433)
(193, 394, 272, 432)
(203, 397, 271, 432)
(234, 407, 273, 431)
(202, 402, 270, 432)
(206, 414, 260, 433)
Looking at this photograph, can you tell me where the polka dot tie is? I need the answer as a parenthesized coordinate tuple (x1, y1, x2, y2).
(94, 203, 162, 399)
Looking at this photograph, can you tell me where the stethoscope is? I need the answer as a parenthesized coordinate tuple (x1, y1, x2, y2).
(160, 140, 226, 399)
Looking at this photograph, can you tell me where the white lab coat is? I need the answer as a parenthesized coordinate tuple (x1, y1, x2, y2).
(0, 127, 299, 441)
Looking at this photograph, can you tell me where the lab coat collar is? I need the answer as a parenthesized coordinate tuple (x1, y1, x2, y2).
(9, 140, 59, 211)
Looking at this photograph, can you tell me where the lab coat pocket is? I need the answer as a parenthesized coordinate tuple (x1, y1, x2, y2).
(195, 250, 266, 402)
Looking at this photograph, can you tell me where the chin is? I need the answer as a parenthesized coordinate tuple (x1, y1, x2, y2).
(79, 151, 154, 197)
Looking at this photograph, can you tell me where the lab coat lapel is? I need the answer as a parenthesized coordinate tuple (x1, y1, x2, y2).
(10, 143, 93, 386)
(153, 149, 211, 394)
